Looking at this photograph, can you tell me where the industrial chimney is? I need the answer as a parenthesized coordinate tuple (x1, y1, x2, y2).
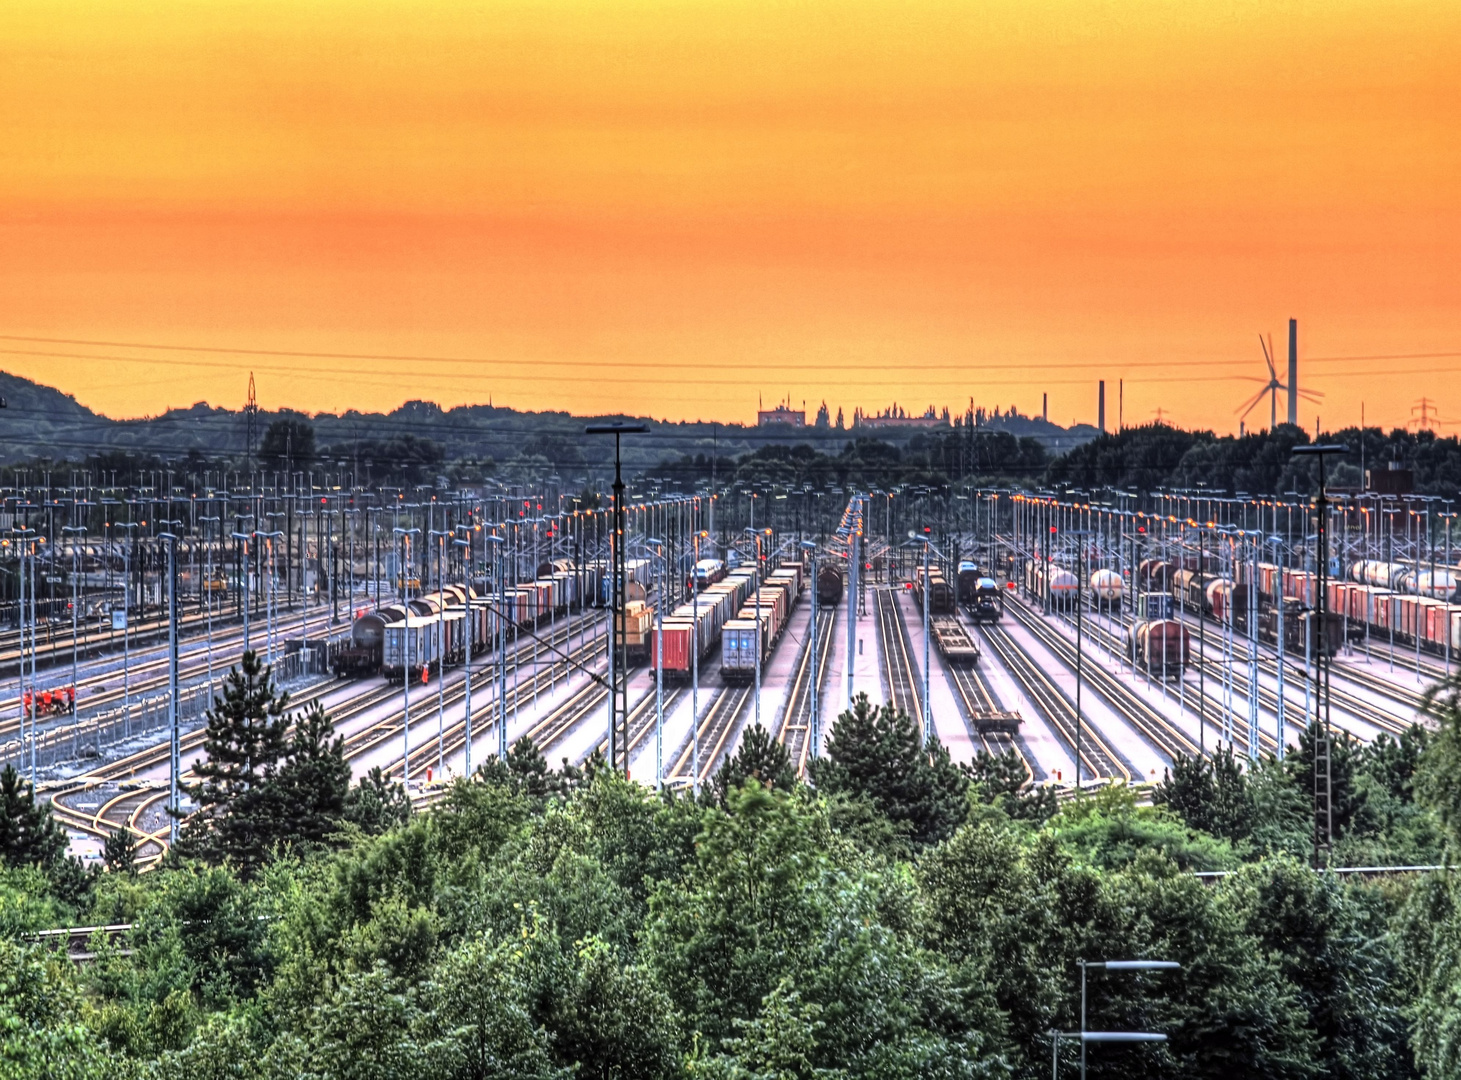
(1287, 319, 1298, 427)
(1098, 381, 1106, 434)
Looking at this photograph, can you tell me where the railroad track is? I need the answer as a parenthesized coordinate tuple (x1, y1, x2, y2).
(942, 656, 1034, 781)
(875, 590, 921, 725)
(1057, 607, 1280, 757)
(977, 622, 1130, 785)
(49, 610, 608, 863)
(666, 686, 752, 789)
(388, 632, 611, 785)
(1074, 604, 1412, 749)
(1006, 601, 1203, 765)
(777, 608, 837, 777)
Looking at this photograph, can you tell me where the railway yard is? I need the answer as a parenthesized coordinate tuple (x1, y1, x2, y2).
(0, 485, 1455, 867)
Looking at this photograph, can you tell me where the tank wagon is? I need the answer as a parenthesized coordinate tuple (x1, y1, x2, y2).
(817, 563, 845, 606)
(1088, 568, 1124, 611)
(1137, 559, 1175, 592)
(1025, 560, 1079, 610)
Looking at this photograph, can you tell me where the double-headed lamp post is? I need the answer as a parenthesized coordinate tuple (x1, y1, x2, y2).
(453, 527, 475, 778)
(1050, 959, 1180, 1079)
(393, 526, 421, 785)
(485, 533, 507, 762)
(800, 539, 821, 758)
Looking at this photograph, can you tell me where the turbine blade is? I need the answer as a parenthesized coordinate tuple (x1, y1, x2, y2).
(1259, 335, 1276, 380)
(1236, 389, 1267, 418)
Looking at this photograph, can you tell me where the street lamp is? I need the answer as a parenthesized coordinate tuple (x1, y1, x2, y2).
(586, 422, 647, 775)
(1050, 959, 1180, 1079)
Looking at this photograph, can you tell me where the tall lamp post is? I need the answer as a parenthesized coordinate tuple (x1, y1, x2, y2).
(486, 533, 507, 761)
(454, 527, 475, 778)
(586, 423, 647, 774)
(393, 526, 421, 785)
(1292, 442, 1348, 870)
(157, 530, 182, 847)
(800, 539, 821, 759)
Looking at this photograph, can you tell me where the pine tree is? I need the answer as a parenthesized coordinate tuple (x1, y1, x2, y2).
(269, 701, 351, 851)
(713, 723, 796, 804)
(0, 764, 66, 869)
(809, 692, 968, 847)
(177, 650, 291, 875)
(102, 826, 137, 874)
(344, 766, 413, 835)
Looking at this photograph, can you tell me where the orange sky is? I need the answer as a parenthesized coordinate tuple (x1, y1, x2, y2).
(0, 0, 1457, 432)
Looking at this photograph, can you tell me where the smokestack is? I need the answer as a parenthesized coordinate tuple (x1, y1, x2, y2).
(1042, 392, 1047, 421)
(1287, 318, 1298, 426)
(1098, 381, 1106, 434)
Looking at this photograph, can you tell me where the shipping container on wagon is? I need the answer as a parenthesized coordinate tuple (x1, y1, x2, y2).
(721, 619, 767, 681)
(618, 599, 654, 664)
(382, 613, 442, 680)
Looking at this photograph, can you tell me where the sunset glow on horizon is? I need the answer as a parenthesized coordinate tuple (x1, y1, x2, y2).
(1, 0, 1457, 431)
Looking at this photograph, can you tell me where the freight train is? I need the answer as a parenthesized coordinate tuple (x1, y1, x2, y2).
(338, 560, 595, 680)
(720, 561, 806, 682)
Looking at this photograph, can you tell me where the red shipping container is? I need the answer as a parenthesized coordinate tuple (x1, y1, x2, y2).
(650, 621, 695, 673)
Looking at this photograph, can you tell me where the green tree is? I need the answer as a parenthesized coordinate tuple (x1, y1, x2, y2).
(1152, 747, 1254, 843)
(1230, 858, 1412, 1080)
(178, 651, 290, 876)
(343, 766, 413, 835)
(1286, 721, 1366, 841)
(258, 418, 315, 469)
(266, 701, 351, 852)
(962, 748, 1057, 823)
(809, 693, 968, 848)
(714, 723, 796, 805)
(102, 827, 137, 875)
(1418, 672, 1461, 851)
(0, 764, 66, 870)
(0, 940, 111, 1079)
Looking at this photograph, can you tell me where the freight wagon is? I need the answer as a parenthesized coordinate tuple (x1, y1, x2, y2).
(1129, 619, 1190, 679)
(931, 616, 980, 666)
(912, 566, 956, 615)
(1088, 568, 1123, 611)
(955, 561, 985, 605)
(967, 577, 1004, 623)
(816, 564, 845, 606)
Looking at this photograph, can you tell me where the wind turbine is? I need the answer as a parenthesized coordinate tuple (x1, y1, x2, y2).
(1236, 333, 1322, 431)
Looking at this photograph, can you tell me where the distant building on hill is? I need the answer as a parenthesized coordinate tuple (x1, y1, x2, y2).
(757, 404, 806, 427)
